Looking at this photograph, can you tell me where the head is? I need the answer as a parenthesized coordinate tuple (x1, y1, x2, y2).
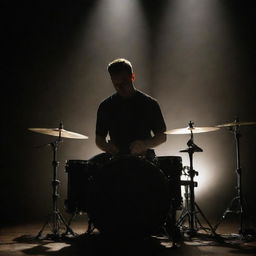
(107, 58, 135, 97)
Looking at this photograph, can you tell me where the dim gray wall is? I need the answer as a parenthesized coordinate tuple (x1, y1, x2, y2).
(2, 1, 256, 228)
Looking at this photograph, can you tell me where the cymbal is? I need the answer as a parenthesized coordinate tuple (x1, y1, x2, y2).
(165, 126, 220, 134)
(216, 121, 256, 128)
(28, 128, 88, 139)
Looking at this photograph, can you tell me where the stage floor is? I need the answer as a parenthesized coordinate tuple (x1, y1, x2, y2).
(1, 218, 256, 256)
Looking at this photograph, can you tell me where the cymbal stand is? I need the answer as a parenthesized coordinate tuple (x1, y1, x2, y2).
(36, 123, 75, 240)
(214, 118, 255, 239)
(177, 121, 216, 237)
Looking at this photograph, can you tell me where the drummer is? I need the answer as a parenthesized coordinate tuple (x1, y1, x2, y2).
(95, 58, 167, 159)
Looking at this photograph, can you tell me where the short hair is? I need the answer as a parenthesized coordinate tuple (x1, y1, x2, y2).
(107, 58, 133, 75)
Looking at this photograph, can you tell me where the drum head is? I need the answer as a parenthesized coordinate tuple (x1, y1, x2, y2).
(87, 156, 170, 236)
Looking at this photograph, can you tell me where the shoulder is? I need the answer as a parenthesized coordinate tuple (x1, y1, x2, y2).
(135, 90, 159, 105)
(98, 93, 118, 108)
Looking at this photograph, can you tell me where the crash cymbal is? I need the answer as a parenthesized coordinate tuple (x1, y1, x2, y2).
(28, 128, 88, 139)
(165, 126, 220, 134)
(216, 121, 256, 128)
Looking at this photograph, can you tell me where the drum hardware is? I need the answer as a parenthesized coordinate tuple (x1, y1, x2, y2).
(180, 167, 198, 218)
(165, 121, 217, 237)
(29, 122, 88, 240)
(180, 180, 198, 187)
(178, 164, 213, 235)
(155, 156, 183, 244)
(214, 118, 256, 239)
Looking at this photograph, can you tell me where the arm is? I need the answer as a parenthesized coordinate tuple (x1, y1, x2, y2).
(96, 101, 119, 154)
(130, 99, 167, 155)
(129, 132, 166, 155)
(144, 131, 167, 148)
(96, 134, 119, 154)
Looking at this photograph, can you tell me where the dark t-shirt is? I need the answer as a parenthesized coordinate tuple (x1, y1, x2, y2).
(96, 90, 166, 154)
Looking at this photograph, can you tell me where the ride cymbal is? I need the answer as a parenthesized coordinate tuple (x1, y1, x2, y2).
(165, 126, 220, 134)
(28, 128, 88, 139)
(216, 121, 256, 128)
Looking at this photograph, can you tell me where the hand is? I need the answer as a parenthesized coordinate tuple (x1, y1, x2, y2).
(129, 140, 148, 155)
(106, 141, 119, 155)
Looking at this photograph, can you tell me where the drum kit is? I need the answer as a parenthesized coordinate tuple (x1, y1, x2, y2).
(28, 118, 256, 241)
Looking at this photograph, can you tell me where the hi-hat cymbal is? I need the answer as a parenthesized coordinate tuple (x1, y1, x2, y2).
(216, 121, 256, 128)
(28, 128, 88, 139)
(165, 126, 220, 135)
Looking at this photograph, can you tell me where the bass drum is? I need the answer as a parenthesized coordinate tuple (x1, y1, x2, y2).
(87, 155, 171, 237)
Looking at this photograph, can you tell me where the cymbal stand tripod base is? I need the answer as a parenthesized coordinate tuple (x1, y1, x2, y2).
(177, 189, 216, 237)
(214, 121, 256, 240)
(37, 210, 75, 240)
(177, 122, 217, 238)
(36, 138, 76, 240)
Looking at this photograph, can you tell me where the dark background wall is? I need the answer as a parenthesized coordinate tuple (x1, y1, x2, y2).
(2, 0, 256, 228)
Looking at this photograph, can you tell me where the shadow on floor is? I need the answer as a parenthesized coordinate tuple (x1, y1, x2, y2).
(13, 232, 200, 256)
(13, 231, 256, 256)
